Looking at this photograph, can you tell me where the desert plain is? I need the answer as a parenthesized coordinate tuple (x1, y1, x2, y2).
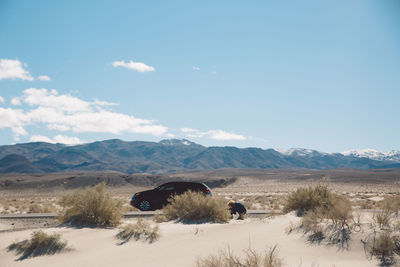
(0, 168, 400, 266)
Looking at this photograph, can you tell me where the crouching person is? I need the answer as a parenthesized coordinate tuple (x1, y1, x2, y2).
(228, 200, 247, 220)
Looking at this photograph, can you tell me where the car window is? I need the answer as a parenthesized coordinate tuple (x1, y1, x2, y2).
(157, 185, 174, 191)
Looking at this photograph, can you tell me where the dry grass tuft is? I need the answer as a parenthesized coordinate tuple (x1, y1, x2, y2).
(163, 191, 230, 223)
(8, 230, 68, 259)
(116, 218, 159, 244)
(195, 245, 283, 267)
(58, 182, 122, 227)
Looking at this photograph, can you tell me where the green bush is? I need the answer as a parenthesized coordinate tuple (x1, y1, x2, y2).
(116, 218, 159, 244)
(162, 191, 230, 223)
(8, 230, 68, 259)
(58, 182, 122, 226)
(283, 185, 332, 215)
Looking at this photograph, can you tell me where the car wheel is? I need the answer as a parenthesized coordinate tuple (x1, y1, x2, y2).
(139, 200, 151, 211)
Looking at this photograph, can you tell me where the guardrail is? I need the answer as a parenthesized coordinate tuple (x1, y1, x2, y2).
(0, 210, 281, 220)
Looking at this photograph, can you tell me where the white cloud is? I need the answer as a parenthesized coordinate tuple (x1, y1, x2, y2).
(192, 66, 200, 71)
(37, 75, 51, 81)
(181, 127, 197, 133)
(11, 97, 21, 105)
(0, 88, 168, 140)
(211, 71, 217, 75)
(20, 88, 92, 113)
(0, 59, 34, 81)
(205, 130, 246, 141)
(0, 107, 28, 136)
(180, 128, 246, 141)
(0, 96, 5, 104)
(29, 135, 53, 143)
(112, 60, 155, 73)
(93, 99, 119, 106)
(29, 134, 84, 145)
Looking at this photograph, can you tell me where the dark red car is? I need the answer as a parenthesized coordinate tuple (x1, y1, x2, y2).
(130, 181, 212, 211)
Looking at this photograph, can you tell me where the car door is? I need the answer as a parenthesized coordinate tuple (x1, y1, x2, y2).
(154, 183, 176, 208)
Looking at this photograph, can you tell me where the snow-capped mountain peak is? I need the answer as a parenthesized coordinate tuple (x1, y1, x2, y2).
(159, 139, 199, 147)
(341, 148, 400, 162)
(276, 148, 326, 157)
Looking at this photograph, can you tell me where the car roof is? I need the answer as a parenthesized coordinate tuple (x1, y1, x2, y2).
(158, 181, 205, 186)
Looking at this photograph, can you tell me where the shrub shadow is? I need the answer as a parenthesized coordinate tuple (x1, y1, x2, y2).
(8, 239, 71, 261)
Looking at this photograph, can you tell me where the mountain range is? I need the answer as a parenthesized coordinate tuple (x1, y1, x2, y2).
(0, 139, 399, 174)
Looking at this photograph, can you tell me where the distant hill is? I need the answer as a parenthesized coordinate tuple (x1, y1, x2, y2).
(0, 139, 399, 174)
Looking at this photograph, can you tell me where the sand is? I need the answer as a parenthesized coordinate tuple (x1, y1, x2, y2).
(0, 214, 379, 267)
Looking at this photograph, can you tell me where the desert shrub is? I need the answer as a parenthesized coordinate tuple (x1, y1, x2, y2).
(380, 194, 400, 214)
(393, 234, 400, 254)
(28, 204, 52, 213)
(394, 221, 400, 232)
(28, 204, 44, 213)
(195, 245, 283, 267)
(365, 231, 397, 265)
(58, 182, 122, 226)
(325, 225, 351, 249)
(373, 210, 392, 230)
(327, 196, 353, 229)
(154, 213, 168, 223)
(298, 195, 353, 247)
(301, 209, 324, 242)
(8, 230, 68, 259)
(116, 218, 159, 244)
(162, 191, 230, 223)
(358, 200, 375, 210)
(283, 185, 332, 215)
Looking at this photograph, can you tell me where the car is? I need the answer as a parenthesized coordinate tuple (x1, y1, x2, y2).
(130, 181, 212, 211)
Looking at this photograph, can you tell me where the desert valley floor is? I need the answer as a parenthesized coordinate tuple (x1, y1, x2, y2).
(0, 169, 399, 266)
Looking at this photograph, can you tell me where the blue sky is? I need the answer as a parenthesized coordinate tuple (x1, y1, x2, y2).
(0, 0, 399, 152)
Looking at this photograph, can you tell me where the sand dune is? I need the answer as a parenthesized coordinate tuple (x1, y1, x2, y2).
(0, 214, 379, 267)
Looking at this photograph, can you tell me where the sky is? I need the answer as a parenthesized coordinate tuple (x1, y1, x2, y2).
(0, 0, 399, 153)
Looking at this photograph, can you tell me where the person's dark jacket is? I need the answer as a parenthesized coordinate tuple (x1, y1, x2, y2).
(229, 202, 247, 215)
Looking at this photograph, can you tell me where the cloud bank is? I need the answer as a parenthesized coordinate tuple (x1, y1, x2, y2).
(0, 88, 168, 141)
(0, 89, 247, 145)
(112, 60, 155, 73)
